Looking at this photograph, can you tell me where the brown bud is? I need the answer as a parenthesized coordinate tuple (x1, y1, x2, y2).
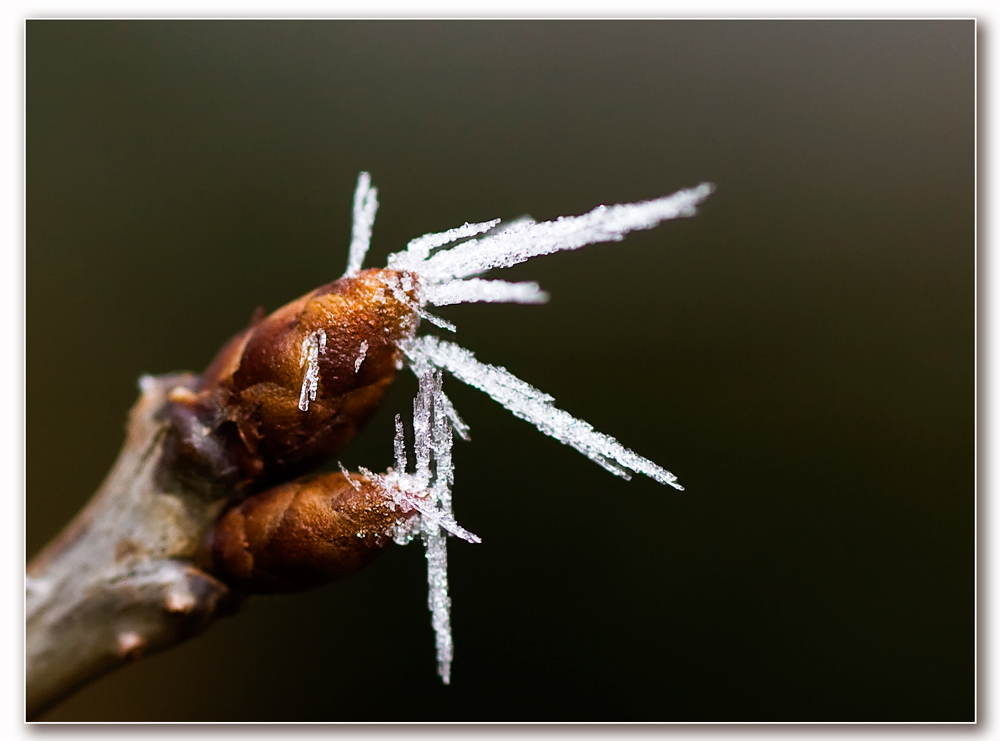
(210, 471, 411, 593)
(165, 268, 419, 492)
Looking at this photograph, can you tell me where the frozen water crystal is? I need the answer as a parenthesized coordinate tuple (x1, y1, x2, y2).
(363, 370, 480, 684)
(423, 278, 549, 306)
(404, 336, 683, 489)
(297, 329, 326, 412)
(354, 340, 369, 373)
(391, 183, 714, 286)
(344, 172, 379, 277)
(334, 173, 712, 683)
(395, 218, 501, 266)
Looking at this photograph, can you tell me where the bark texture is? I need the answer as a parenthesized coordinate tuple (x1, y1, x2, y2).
(26, 374, 235, 720)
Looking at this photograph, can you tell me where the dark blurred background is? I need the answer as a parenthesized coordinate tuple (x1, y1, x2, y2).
(26, 20, 974, 721)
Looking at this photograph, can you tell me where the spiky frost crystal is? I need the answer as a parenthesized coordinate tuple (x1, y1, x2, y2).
(338, 171, 712, 682)
(386, 184, 714, 284)
(344, 172, 379, 277)
(297, 330, 327, 412)
(360, 370, 478, 684)
(405, 336, 682, 489)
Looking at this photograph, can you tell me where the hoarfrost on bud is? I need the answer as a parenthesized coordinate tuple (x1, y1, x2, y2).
(335, 173, 712, 683)
(393, 414, 407, 473)
(364, 369, 480, 685)
(388, 182, 715, 286)
(424, 528, 452, 684)
(344, 171, 379, 277)
(424, 278, 549, 307)
(355, 340, 369, 373)
(379, 177, 710, 491)
(404, 336, 683, 489)
(416, 308, 457, 333)
(392, 218, 501, 268)
(437, 391, 471, 441)
(338, 461, 362, 491)
(297, 329, 327, 412)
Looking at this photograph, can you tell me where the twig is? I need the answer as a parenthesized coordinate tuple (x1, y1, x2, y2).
(25, 174, 710, 719)
(26, 374, 234, 720)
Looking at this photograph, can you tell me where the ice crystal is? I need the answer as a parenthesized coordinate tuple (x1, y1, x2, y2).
(386, 184, 714, 284)
(423, 278, 549, 307)
(405, 335, 683, 489)
(344, 171, 379, 277)
(361, 370, 479, 684)
(297, 329, 326, 412)
(355, 340, 369, 373)
(401, 218, 501, 264)
(338, 171, 712, 682)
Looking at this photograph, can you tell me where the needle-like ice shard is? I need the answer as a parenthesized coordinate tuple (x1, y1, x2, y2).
(344, 174, 712, 684)
(404, 336, 683, 490)
(363, 370, 479, 684)
(394, 183, 714, 285)
(344, 172, 379, 277)
(424, 278, 549, 307)
(297, 329, 327, 412)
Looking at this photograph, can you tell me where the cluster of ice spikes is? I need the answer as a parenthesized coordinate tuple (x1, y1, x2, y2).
(354, 369, 474, 684)
(334, 171, 713, 683)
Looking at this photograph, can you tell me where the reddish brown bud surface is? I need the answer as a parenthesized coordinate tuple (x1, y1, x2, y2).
(165, 268, 419, 492)
(210, 471, 411, 593)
